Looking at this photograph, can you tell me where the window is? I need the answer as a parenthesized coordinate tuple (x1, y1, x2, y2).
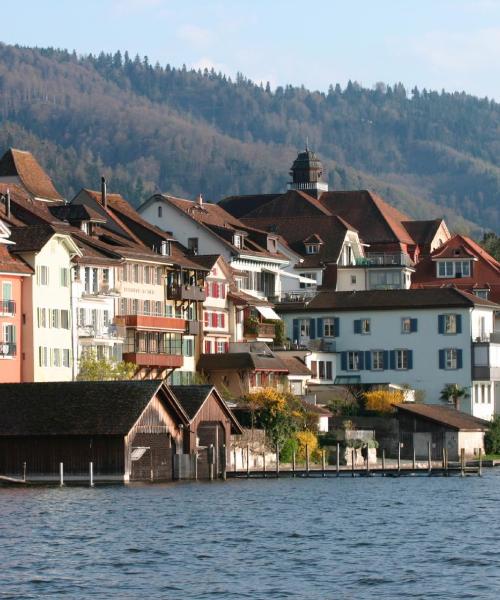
(122, 265, 128, 282)
(401, 318, 417, 334)
(38, 346, 48, 367)
(160, 241, 170, 256)
(37, 266, 49, 286)
(348, 351, 361, 371)
(187, 238, 199, 255)
(216, 340, 226, 354)
(133, 264, 140, 283)
(144, 266, 151, 284)
(324, 318, 336, 337)
(51, 309, 60, 329)
(158, 205, 162, 218)
(132, 299, 139, 315)
(445, 348, 457, 369)
(156, 267, 163, 284)
(233, 234, 242, 248)
(437, 260, 472, 278)
(305, 244, 319, 254)
(474, 289, 489, 299)
(144, 300, 151, 315)
(368, 270, 402, 289)
(53, 348, 61, 367)
(38, 308, 47, 328)
(300, 319, 310, 337)
(92, 268, 98, 293)
(102, 269, 110, 284)
(183, 338, 194, 357)
(60, 268, 69, 287)
(354, 319, 370, 334)
(63, 349, 70, 368)
(61, 310, 70, 330)
(396, 349, 409, 370)
(299, 273, 317, 289)
(103, 310, 110, 326)
(317, 361, 333, 380)
(444, 314, 457, 334)
(372, 350, 384, 370)
(351, 275, 357, 284)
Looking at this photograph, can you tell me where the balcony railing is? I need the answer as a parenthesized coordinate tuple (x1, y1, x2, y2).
(0, 300, 15, 315)
(122, 352, 183, 368)
(244, 322, 276, 340)
(116, 314, 187, 332)
(167, 283, 206, 302)
(78, 324, 124, 340)
(275, 290, 317, 303)
(356, 253, 413, 267)
(0, 342, 16, 357)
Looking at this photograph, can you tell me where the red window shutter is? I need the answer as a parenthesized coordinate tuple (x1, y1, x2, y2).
(204, 340, 211, 353)
(211, 313, 217, 327)
(225, 342, 229, 353)
(221, 284, 226, 299)
(221, 313, 225, 328)
(213, 283, 219, 298)
(205, 283, 209, 297)
(204, 311, 209, 327)
(311, 361, 317, 377)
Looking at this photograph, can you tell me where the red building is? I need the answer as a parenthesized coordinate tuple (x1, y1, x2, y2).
(412, 234, 500, 305)
(0, 218, 32, 382)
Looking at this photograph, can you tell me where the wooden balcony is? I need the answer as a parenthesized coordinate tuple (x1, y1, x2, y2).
(167, 284, 206, 302)
(122, 352, 183, 368)
(116, 315, 186, 332)
(244, 322, 276, 340)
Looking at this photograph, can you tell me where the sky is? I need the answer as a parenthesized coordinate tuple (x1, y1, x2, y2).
(1, 0, 499, 99)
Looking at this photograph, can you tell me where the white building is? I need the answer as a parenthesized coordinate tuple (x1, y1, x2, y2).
(278, 288, 500, 420)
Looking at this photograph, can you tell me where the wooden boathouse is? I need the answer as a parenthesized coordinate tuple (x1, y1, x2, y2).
(0, 380, 242, 482)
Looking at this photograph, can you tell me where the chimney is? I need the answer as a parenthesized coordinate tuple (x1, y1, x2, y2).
(197, 193, 203, 206)
(6, 188, 11, 219)
(101, 176, 107, 209)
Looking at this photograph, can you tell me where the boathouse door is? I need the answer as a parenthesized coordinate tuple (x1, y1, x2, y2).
(130, 432, 173, 481)
(196, 421, 226, 479)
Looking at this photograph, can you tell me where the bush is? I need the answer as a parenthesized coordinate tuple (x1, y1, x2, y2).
(485, 416, 500, 454)
(363, 390, 404, 414)
(295, 430, 320, 461)
(280, 437, 298, 462)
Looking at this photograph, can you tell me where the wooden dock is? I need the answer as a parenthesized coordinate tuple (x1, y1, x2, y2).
(227, 465, 480, 478)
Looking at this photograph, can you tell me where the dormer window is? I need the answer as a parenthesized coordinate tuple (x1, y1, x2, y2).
(81, 222, 89, 234)
(233, 234, 242, 249)
(305, 244, 320, 254)
(437, 260, 471, 278)
(160, 240, 170, 256)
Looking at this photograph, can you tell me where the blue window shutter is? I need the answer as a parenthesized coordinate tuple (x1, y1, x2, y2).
(407, 350, 413, 370)
(317, 318, 324, 338)
(364, 351, 372, 370)
(383, 350, 389, 370)
(389, 350, 396, 370)
(358, 352, 365, 370)
(354, 319, 361, 334)
(334, 317, 340, 337)
(456, 314, 462, 334)
(410, 318, 418, 333)
(457, 349, 463, 369)
(438, 349, 445, 369)
(292, 319, 299, 343)
(341, 352, 347, 371)
(438, 314, 444, 334)
(309, 319, 316, 339)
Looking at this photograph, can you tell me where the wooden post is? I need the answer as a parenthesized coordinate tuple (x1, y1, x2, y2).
(89, 462, 94, 487)
(478, 448, 482, 477)
(397, 444, 401, 474)
(322, 449, 326, 477)
(428, 442, 432, 474)
(222, 444, 227, 481)
(59, 462, 64, 487)
(276, 445, 280, 478)
(351, 448, 355, 477)
(336, 443, 340, 477)
(233, 448, 237, 473)
(460, 448, 465, 477)
(366, 446, 370, 474)
(246, 444, 250, 478)
(382, 448, 386, 476)
(22, 461, 26, 482)
(262, 452, 266, 478)
(412, 447, 416, 471)
(445, 448, 449, 475)
(194, 452, 198, 481)
(209, 444, 214, 481)
(292, 450, 296, 477)
(442, 447, 446, 471)
(306, 444, 310, 476)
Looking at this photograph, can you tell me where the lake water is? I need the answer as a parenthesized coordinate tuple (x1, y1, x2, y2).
(1, 471, 500, 599)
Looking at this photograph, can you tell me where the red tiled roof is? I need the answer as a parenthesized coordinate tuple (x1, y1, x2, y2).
(432, 244, 477, 260)
(0, 243, 32, 274)
(0, 149, 63, 201)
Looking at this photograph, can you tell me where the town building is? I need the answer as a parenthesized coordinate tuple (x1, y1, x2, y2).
(277, 288, 500, 420)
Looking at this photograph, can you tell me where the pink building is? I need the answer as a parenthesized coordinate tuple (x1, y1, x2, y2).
(0, 219, 32, 382)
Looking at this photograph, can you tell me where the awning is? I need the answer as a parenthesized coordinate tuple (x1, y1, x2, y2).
(256, 306, 281, 320)
(270, 269, 317, 284)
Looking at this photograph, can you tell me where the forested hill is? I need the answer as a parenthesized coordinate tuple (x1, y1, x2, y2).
(0, 43, 499, 235)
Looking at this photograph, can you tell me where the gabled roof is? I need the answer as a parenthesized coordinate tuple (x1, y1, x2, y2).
(432, 244, 477, 260)
(170, 385, 243, 434)
(0, 148, 63, 201)
(396, 403, 489, 431)
(8, 224, 81, 256)
(277, 287, 500, 313)
(0, 243, 33, 274)
(403, 219, 446, 247)
(279, 355, 312, 377)
(303, 233, 324, 245)
(198, 343, 289, 373)
(0, 381, 165, 436)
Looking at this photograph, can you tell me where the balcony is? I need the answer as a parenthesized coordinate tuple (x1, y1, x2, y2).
(356, 253, 413, 268)
(167, 283, 206, 302)
(472, 341, 500, 380)
(78, 324, 125, 341)
(244, 321, 276, 340)
(0, 342, 16, 357)
(185, 320, 200, 336)
(81, 284, 119, 298)
(275, 290, 317, 303)
(116, 314, 187, 332)
(122, 352, 183, 368)
(0, 300, 15, 315)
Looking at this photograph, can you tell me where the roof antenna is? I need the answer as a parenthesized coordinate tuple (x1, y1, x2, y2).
(305, 135, 309, 151)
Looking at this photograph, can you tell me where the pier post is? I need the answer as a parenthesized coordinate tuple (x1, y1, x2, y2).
(445, 448, 449, 475)
(194, 452, 198, 481)
(23, 461, 26, 482)
(292, 450, 296, 477)
(397, 444, 401, 474)
(412, 447, 416, 471)
(306, 445, 310, 477)
(262, 452, 266, 478)
(442, 447, 446, 472)
(460, 448, 465, 477)
(351, 449, 355, 477)
(366, 446, 370, 475)
(276, 445, 280, 478)
(59, 462, 64, 487)
(247, 444, 250, 478)
(222, 445, 227, 481)
(336, 443, 340, 477)
(478, 449, 482, 477)
(209, 445, 214, 481)
(428, 442, 432, 474)
(89, 462, 94, 487)
(382, 449, 386, 476)
(233, 448, 237, 473)
(322, 450, 326, 477)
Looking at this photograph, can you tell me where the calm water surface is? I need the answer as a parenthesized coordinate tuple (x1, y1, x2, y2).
(1, 471, 500, 599)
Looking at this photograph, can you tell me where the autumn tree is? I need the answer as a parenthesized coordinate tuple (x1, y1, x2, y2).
(77, 352, 136, 381)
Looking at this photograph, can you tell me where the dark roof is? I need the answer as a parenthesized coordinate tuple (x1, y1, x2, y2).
(50, 203, 106, 224)
(190, 254, 221, 270)
(8, 224, 58, 252)
(0, 149, 63, 201)
(218, 193, 281, 219)
(300, 400, 333, 417)
(396, 403, 489, 431)
(279, 355, 312, 376)
(0, 381, 164, 436)
(198, 351, 288, 372)
(277, 287, 500, 313)
(403, 219, 444, 247)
